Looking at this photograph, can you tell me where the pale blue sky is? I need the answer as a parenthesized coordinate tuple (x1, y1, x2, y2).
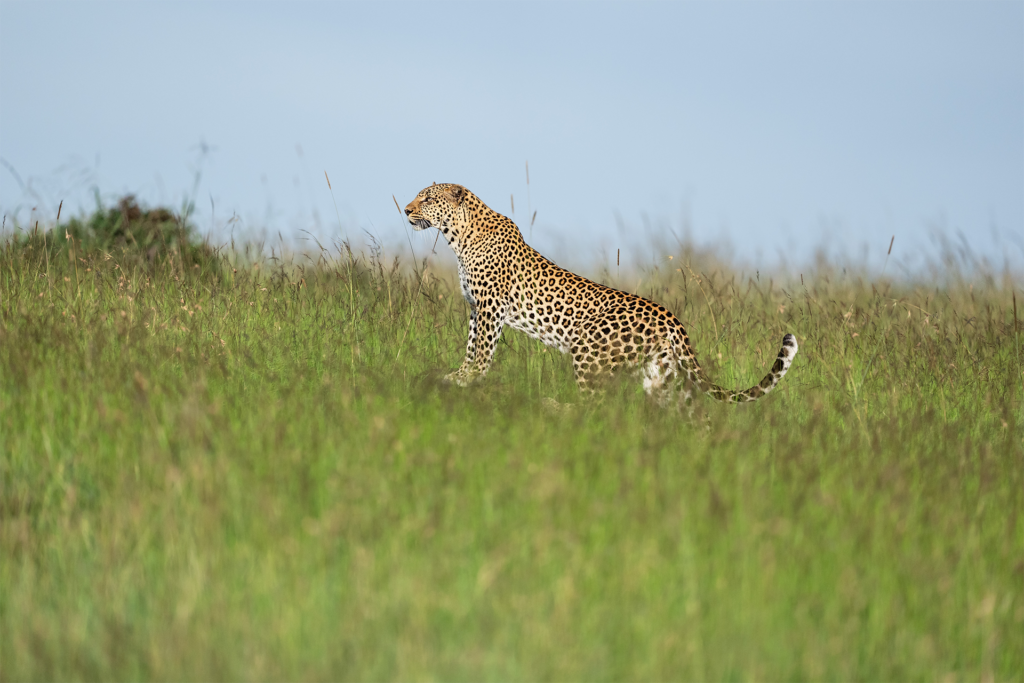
(1, 1, 1022, 272)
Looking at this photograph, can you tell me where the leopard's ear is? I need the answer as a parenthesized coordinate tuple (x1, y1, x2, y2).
(448, 184, 466, 205)
(431, 181, 436, 186)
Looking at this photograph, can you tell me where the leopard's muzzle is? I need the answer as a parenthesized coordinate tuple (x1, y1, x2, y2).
(409, 217, 432, 231)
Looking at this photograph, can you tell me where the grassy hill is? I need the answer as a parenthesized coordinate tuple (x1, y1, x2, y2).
(1, 203, 1021, 680)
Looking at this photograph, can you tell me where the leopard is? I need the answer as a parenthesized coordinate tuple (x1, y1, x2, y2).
(405, 183, 798, 407)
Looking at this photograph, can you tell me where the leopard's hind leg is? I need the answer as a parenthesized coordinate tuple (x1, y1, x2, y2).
(570, 310, 688, 407)
(637, 335, 707, 417)
(568, 312, 636, 399)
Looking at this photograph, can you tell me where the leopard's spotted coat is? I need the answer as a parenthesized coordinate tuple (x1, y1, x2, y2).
(405, 183, 797, 406)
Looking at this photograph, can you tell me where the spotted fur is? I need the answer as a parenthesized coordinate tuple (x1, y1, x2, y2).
(405, 183, 798, 406)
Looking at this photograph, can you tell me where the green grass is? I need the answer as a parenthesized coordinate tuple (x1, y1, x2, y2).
(1, 216, 1022, 681)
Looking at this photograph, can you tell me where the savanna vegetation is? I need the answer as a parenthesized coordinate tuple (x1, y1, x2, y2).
(1, 198, 1021, 680)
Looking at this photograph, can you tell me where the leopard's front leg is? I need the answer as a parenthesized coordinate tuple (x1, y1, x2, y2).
(445, 303, 505, 386)
(445, 306, 478, 386)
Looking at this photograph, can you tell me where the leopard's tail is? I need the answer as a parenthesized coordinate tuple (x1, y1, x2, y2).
(700, 334, 798, 403)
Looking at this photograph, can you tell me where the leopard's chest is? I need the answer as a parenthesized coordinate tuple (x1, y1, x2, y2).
(457, 262, 476, 308)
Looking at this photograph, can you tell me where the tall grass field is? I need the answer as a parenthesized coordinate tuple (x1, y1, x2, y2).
(1, 201, 1021, 680)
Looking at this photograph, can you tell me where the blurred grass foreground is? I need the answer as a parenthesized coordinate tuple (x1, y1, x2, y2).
(1, 198, 1022, 681)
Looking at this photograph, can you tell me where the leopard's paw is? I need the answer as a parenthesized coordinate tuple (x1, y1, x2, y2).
(443, 370, 474, 387)
(541, 397, 576, 416)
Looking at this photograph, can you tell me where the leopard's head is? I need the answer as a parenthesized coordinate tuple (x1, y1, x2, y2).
(405, 183, 467, 233)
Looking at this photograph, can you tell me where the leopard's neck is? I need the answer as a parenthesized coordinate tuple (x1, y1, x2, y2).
(439, 198, 524, 261)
